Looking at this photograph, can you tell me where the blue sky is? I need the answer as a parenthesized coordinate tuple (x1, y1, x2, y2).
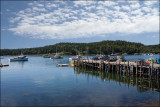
(1, 0, 159, 49)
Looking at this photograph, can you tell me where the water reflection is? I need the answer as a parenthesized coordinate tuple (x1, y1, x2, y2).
(9, 61, 27, 69)
(74, 68, 160, 93)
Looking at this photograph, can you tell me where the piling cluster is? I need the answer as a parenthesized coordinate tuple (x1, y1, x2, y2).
(74, 59, 160, 80)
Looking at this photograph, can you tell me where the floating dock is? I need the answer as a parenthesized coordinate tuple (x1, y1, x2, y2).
(0, 64, 9, 67)
(74, 59, 160, 79)
(57, 64, 69, 67)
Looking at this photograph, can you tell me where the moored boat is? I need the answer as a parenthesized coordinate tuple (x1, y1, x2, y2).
(43, 55, 51, 58)
(9, 53, 28, 61)
(69, 55, 85, 62)
(51, 54, 63, 59)
(0, 64, 9, 67)
(56, 64, 69, 67)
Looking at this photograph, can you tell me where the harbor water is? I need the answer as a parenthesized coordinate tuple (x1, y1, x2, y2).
(1, 55, 160, 106)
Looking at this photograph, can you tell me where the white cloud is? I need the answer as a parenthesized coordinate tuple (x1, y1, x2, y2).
(130, 3, 140, 9)
(144, 1, 157, 6)
(8, 1, 159, 40)
(121, 5, 130, 11)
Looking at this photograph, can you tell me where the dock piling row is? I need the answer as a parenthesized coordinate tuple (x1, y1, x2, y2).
(74, 59, 160, 79)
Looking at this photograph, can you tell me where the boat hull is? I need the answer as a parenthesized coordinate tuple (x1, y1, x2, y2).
(56, 64, 69, 67)
(9, 58, 28, 62)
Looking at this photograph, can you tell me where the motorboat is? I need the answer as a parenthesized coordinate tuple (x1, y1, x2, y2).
(43, 55, 50, 58)
(9, 53, 28, 61)
(69, 55, 85, 62)
(92, 54, 108, 60)
(51, 54, 63, 59)
(51, 48, 63, 59)
(54, 54, 63, 59)
(150, 53, 154, 56)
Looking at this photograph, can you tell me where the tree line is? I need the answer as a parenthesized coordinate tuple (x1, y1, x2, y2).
(1, 40, 160, 55)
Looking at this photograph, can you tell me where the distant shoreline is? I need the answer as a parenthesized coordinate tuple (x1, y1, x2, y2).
(1, 53, 159, 56)
(1, 40, 159, 56)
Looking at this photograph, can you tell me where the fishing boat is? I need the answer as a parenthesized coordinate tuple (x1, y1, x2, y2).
(9, 53, 28, 61)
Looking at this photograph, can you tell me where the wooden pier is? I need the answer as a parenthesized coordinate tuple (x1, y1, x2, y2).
(74, 59, 160, 79)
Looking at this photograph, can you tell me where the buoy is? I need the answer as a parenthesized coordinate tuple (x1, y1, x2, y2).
(146, 61, 150, 64)
(70, 62, 74, 67)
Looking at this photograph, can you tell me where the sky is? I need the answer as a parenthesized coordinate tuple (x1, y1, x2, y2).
(1, 0, 159, 49)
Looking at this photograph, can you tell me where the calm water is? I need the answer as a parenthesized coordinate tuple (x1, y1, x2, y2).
(1, 55, 160, 106)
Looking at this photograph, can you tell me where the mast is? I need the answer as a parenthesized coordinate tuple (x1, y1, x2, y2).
(100, 47, 102, 57)
(56, 47, 57, 55)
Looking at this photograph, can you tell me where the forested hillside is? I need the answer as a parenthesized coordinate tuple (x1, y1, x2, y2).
(1, 40, 159, 55)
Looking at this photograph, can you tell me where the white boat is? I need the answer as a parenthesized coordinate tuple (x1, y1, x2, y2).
(56, 64, 69, 67)
(69, 55, 85, 62)
(0, 64, 9, 67)
(51, 54, 63, 59)
(43, 55, 50, 58)
(51, 48, 63, 59)
(150, 53, 154, 56)
(9, 53, 28, 61)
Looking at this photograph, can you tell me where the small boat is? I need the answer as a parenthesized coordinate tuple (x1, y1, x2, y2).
(43, 55, 50, 58)
(134, 53, 139, 55)
(109, 53, 117, 56)
(69, 55, 85, 61)
(122, 53, 127, 55)
(143, 53, 146, 56)
(92, 54, 108, 60)
(70, 62, 74, 67)
(51, 54, 63, 59)
(51, 48, 63, 59)
(0, 64, 9, 67)
(9, 53, 28, 61)
(150, 53, 154, 56)
(56, 64, 69, 67)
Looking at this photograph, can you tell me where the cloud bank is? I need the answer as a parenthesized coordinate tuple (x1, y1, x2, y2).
(8, 1, 159, 39)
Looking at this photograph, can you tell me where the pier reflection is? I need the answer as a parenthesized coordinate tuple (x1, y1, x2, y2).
(74, 68, 160, 93)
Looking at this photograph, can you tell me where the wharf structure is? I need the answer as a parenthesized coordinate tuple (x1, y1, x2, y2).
(74, 59, 160, 80)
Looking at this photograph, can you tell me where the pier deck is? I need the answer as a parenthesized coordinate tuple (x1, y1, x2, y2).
(74, 59, 160, 79)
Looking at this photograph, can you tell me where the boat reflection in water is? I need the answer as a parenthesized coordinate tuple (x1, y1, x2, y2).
(74, 68, 160, 93)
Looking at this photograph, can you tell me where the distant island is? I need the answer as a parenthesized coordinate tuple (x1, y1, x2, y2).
(1, 40, 160, 56)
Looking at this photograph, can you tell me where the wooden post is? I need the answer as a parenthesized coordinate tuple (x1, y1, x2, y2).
(151, 63, 153, 79)
(87, 59, 89, 68)
(140, 66, 142, 77)
(157, 68, 159, 80)
(74, 60, 75, 67)
(108, 62, 110, 72)
(149, 66, 151, 78)
(124, 62, 125, 75)
(136, 64, 138, 77)
(116, 62, 117, 73)
(92, 59, 93, 69)
(127, 61, 129, 75)
(112, 64, 114, 72)
(120, 64, 122, 74)
(118, 62, 119, 73)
